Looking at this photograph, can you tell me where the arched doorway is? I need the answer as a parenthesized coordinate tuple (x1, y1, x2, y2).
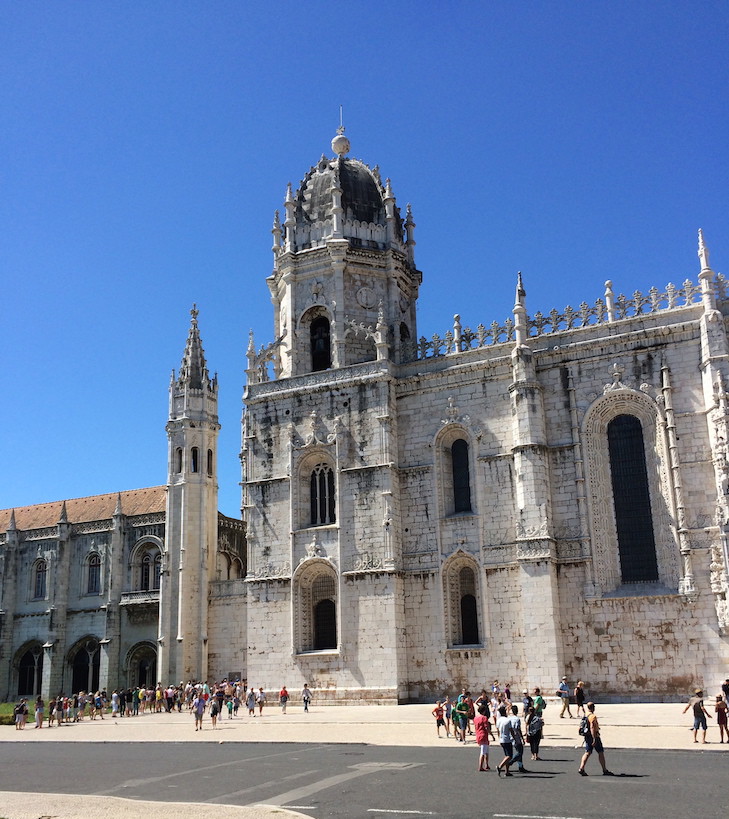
(16, 644, 43, 696)
(69, 638, 101, 694)
(126, 642, 157, 688)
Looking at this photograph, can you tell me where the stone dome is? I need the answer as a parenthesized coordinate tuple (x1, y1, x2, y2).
(278, 138, 408, 255)
(297, 157, 387, 227)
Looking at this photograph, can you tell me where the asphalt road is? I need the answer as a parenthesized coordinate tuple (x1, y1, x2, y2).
(1, 742, 726, 818)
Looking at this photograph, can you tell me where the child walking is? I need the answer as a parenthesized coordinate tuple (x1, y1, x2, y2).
(432, 700, 448, 737)
(474, 704, 495, 770)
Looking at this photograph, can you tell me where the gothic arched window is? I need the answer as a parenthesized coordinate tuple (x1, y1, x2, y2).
(207, 449, 214, 476)
(444, 559, 482, 647)
(296, 568, 338, 653)
(87, 553, 101, 595)
(310, 463, 336, 526)
(191, 447, 199, 474)
(175, 448, 183, 473)
(608, 414, 659, 583)
(452, 439, 472, 513)
(458, 566, 480, 644)
(33, 559, 47, 600)
(153, 553, 162, 589)
(310, 316, 332, 371)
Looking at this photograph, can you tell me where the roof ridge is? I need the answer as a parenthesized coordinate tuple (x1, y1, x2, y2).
(0, 486, 166, 516)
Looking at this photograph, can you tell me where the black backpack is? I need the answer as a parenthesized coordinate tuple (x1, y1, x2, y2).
(578, 715, 590, 736)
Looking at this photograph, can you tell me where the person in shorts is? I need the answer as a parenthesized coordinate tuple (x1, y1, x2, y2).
(193, 692, 206, 731)
(683, 688, 711, 743)
(432, 700, 447, 737)
(474, 703, 495, 770)
(578, 702, 614, 776)
(495, 705, 515, 776)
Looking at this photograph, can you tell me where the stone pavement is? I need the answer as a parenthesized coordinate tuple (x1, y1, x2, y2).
(2, 699, 726, 818)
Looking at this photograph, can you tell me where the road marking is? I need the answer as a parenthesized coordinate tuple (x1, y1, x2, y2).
(96, 744, 331, 796)
(494, 814, 584, 819)
(367, 810, 436, 815)
(265, 762, 424, 807)
(206, 769, 318, 802)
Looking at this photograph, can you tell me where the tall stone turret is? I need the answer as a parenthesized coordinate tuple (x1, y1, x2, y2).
(510, 273, 564, 681)
(159, 306, 220, 683)
(257, 128, 422, 382)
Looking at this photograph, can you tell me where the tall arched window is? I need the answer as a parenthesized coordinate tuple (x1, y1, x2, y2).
(310, 463, 336, 525)
(141, 554, 152, 590)
(452, 439, 472, 513)
(33, 559, 47, 599)
(191, 447, 199, 473)
(297, 567, 338, 653)
(444, 558, 482, 647)
(310, 316, 332, 371)
(175, 448, 183, 473)
(87, 553, 102, 595)
(133, 542, 162, 592)
(313, 573, 337, 649)
(207, 449, 214, 476)
(608, 414, 659, 582)
(458, 566, 480, 644)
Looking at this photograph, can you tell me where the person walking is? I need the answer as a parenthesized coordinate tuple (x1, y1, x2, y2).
(558, 677, 574, 718)
(474, 703, 495, 770)
(247, 688, 256, 716)
(525, 705, 544, 760)
(279, 685, 289, 714)
(683, 688, 711, 744)
(574, 681, 586, 716)
(495, 705, 515, 776)
(432, 700, 446, 737)
(301, 683, 312, 712)
(509, 705, 529, 772)
(453, 695, 469, 743)
(577, 702, 614, 776)
(256, 687, 267, 715)
(193, 691, 206, 731)
(442, 695, 452, 735)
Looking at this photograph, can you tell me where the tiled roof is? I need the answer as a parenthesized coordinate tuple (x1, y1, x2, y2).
(0, 487, 167, 534)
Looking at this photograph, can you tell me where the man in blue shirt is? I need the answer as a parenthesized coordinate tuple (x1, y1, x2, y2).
(559, 676, 574, 718)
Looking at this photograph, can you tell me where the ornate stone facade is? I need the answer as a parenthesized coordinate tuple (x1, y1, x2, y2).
(1, 135, 728, 703)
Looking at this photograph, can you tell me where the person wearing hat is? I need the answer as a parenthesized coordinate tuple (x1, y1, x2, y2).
(521, 689, 533, 712)
(558, 676, 574, 718)
(683, 688, 711, 743)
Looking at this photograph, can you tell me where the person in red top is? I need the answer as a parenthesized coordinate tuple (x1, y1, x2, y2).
(474, 703, 495, 771)
(432, 700, 447, 737)
(279, 686, 289, 714)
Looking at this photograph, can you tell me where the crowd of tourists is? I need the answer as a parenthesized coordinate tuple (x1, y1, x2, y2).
(10, 679, 312, 730)
(430, 676, 729, 776)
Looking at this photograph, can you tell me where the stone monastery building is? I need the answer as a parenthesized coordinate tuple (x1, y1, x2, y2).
(1, 130, 728, 703)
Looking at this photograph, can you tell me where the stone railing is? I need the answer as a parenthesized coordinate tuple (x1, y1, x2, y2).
(402, 275, 721, 363)
(119, 590, 160, 605)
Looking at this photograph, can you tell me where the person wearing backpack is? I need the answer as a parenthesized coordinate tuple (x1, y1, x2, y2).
(577, 702, 614, 776)
(525, 705, 544, 760)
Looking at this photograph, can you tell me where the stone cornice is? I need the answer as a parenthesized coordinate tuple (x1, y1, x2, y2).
(247, 361, 392, 401)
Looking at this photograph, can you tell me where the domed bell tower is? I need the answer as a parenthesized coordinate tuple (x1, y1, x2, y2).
(266, 129, 422, 378)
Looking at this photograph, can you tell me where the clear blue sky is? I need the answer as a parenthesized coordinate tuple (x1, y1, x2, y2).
(2, 1, 727, 518)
